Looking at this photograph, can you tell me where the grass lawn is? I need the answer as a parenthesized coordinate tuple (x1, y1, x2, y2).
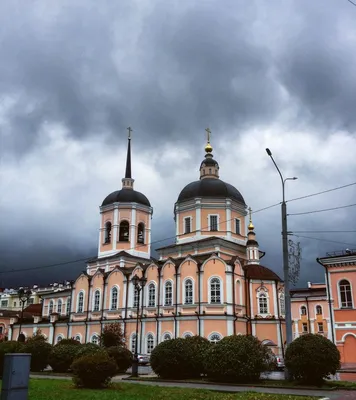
(21, 379, 318, 400)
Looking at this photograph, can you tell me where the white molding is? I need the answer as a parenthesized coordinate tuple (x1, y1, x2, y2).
(130, 207, 136, 245)
(176, 211, 180, 237)
(207, 213, 220, 231)
(207, 275, 224, 304)
(112, 207, 119, 250)
(226, 204, 231, 238)
(272, 284, 278, 316)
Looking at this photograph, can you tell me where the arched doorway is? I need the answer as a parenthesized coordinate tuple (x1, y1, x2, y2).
(344, 334, 356, 364)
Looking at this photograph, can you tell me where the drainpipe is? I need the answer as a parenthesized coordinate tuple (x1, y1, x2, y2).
(156, 268, 161, 345)
(197, 263, 201, 336)
(305, 296, 311, 333)
(139, 284, 145, 353)
(100, 276, 106, 335)
(84, 277, 91, 343)
(174, 265, 179, 338)
(245, 272, 251, 335)
(275, 280, 285, 357)
(232, 265, 236, 335)
(316, 258, 335, 344)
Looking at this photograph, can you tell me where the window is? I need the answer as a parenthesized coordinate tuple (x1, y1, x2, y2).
(302, 323, 308, 333)
(209, 215, 218, 231)
(184, 279, 193, 304)
(66, 298, 71, 315)
(74, 335, 81, 343)
(28, 298, 34, 305)
(91, 334, 99, 344)
(111, 287, 118, 310)
(14, 301, 17, 307)
(183, 332, 192, 338)
(131, 333, 137, 354)
(119, 221, 130, 242)
(1, 300, 8, 307)
(301, 306, 307, 316)
(316, 305, 322, 315)
(339, 279, 353, 308)
(93, 290, 100, 312)
(77, 292, 84, 313)
(147, 334, 154, 354)
(318, 322, 324, 332)
(279, 293, 285, 315)
(209, 333, 222, 344)
(56, 336, 63, 344)
(137, 223, 145, 244)
(184, 217, 191, 234)
(104, 221, 112, 244)
(235, 218, 240, 234)
(163, 333, 172, 341)
(148, 283, 156, 307)
(165, 281, 173, 306)
(133, 286, 139, 308)
(210, 278, 221, 304)
(49, 300, 54, 315)
(258, 292, 268, 314)
(57, 299, 62, 314)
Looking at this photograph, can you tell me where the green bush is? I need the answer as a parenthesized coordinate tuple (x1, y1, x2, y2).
(285, 334, 340, 384)
(106, 346, 132, 372)
(74, 343, 105, 359)
(22, 337, 52, 372)
(71, 352, 117, 388)
(100, 323, 125, 348)
(56, 338, 81, 346)
(49, 344, 80, 372)
(151, 337, 207, 379)
(203, 335, 271, 383)
(0, 341, 24, 376)
(185, 335, 211, 377)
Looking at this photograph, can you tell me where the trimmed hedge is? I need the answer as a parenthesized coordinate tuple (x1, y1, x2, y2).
(0, 341, 24, 376)
(285, 333, 340, 384)
(106, 346, 132, 372)
(22, 337, 52, 372)
(74, 343, 105, 360)
(49, 344, 80, 372)
(71, 352, 118, 388)
(203, 335, 272, 383)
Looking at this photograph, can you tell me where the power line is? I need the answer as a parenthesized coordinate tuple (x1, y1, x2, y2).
(347, 0, 356, 6)
(287, 182, 356, 203)
(291, 230, 356, 234)
(288, 203, 356, 216)
(289, 234, 356, 248)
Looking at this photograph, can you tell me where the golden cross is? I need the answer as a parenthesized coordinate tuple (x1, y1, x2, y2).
(127, 127, 132, 139)
(248, 207, 252, 222)
(205, 127, 211, 143)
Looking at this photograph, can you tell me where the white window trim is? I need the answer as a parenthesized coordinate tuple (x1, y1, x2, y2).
(208, 332, 222, 343)
(257, 290, 269, 315)
(315, 304, 323, 316)
(57, 298, 63, 315)
(91, 333, 100, 344)
(56, 334, 64, 344)
(182, 331, 193, 338)
(183, 216, 193, 234)
(183, 277, 195, 305)
(77, 290, 85, 313)
(279, 293, 285, 315)
(161, 331, 173, 342)
(234, 217, 241, 235)
(235, 279, 243, 305)
(147, 281, 157, 307)
(48, 299, 55, 315)
(92, 288, 101, 312)
(110, 285, 120, 310)
(74, 333, 82, 343)
(146, 332, 155, 354)
(337, 278, 354, 309)
(300, 305, 307, 316)
(208, 276, 223, 304)
(131, 283, 141, 308)
(164, 279, 174, 307)
(103, 220, 112, 244)
(208, 214, 220, 231)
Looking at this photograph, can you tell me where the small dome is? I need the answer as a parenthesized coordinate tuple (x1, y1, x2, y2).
(177, 178, 245, 204)
(102, 189, 151, 207)
(200, 157, 219, 168)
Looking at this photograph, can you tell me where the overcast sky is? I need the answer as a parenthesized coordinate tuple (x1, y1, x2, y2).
(0, 0, 355, 288)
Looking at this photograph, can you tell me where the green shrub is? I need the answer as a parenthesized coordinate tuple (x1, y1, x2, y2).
(71, 352, 117, 388)
(56, 338, 81, 346)
(285, 334, 340, 384)
(0, 341, 24, 376)
(203, 335, 271, 383)
(49, 344, 80, 372)
(151, 337, 206, 379)
(74, 343, 105, 359)
(185, 335, 211, 377)
(106, 346, 132, 372)
(22, 337, 52, 372)
(100, 323, 125, 348)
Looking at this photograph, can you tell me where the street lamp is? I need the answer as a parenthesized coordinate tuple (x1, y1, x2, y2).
(17, 288, 32, 342)
(266, 148, 297, 378)
(131, 274, 147, 378)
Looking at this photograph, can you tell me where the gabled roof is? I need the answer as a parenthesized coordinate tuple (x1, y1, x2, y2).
(244, 264, 282, 282)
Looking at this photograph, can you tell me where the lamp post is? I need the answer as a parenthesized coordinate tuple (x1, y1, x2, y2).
(17, 288, 32, 341)
(266, 148, 297, 379)
(131, 274, 147, 378)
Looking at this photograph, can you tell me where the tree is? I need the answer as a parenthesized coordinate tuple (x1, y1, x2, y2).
(99, 323, 125, 348)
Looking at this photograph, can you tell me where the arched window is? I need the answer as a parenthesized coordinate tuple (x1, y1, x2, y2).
(131, 333, 137, 354)
(316, 305, 322, 315)
(148, 283, 156, 307)
(77, 292, 84, 313)
(339, 279, 353, 308)
(119, 221, 130, 242)
(133, 286, 139, 308)
(184, 279, 193, 304)
(301, 305, 307, 316)
(147, 334, 154, 354)
(210, 278, 221, 304)
(279, 293, 285, 315)
(74, 335, 81, 343)
(91, 334, 99, 344)
(209, 333, 222, 344)
(57, 299, 62, 314)
(163, 333, 172, 341)
(66, 298, 71, 315)
(164, 281, 173, 306)
(137, 223, 145, 244)
(258, 292, 268, 314)
(93, 290, 100, 312)
(183, 332, 193, 338)
(49, 300, 54, 315)
(104, 221, 112, 244)
(56, 335, 63, 344)
(111, 287, 118, 310)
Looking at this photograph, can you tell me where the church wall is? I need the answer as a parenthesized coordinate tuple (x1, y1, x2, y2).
(100, 209, 114, 253)
(255, 322, 280, 347)
(204, 319, 227, 338)
(250, 281, 276, 318)
(53, 325, 69, 344)
(105, 270, 125, 310)
(201, 258, 226, 304)
(179, 319, 197, 337)
(235, 320, 247, 335)
(200, 208, 227, 233)
(179, 259, 198, 306)
(73, 275, 90, 314)
(230, 210, 246, 237)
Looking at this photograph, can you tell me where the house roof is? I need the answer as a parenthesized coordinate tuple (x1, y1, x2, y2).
(244, 264, 282, 281)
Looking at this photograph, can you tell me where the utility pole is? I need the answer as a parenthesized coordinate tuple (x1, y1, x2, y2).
(266, 148, 297, 380)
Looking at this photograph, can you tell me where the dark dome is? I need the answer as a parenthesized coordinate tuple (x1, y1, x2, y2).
(245, 264, 282, 281)
(102, 189, 151, 207)
(200, 157, 219, 167)
(177, 178, 245, 204)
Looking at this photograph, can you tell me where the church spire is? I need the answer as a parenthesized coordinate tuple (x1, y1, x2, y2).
(122, 127, 135, 190)
(200, 128, 219, 180)
(246, 207, 260, 264)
